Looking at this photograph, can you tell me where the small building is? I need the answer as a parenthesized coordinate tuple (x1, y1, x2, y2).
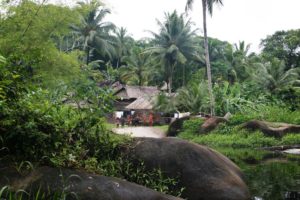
(111, 83, 167, 125)
(113, 83, 160, 111)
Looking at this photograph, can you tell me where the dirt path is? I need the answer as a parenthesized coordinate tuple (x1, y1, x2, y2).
(112, 126, 166, 138)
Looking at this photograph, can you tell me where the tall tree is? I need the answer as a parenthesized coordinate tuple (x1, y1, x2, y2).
(261, 29, 300, 70)
(251, 58, 300, 93)
(71, 6, 115, 65)
(119, 47, 151, 86)
(186, 0, 223, 115)
(114, 27, 132, 68)
(224, 41, 253, 82)
(234, 41, 251, 57)
(146, 11, 198, 94)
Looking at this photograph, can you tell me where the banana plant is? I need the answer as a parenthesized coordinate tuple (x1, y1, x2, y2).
(0, 55, 5, 64)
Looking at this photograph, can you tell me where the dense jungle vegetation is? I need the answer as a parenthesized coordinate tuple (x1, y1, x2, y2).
(0, 0, 299, 199)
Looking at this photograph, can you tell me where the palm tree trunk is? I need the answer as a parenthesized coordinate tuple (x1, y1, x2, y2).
(168, 76, 172, 95)
(86, 46, 90, 65)
(182, 65, 185, 86)
(116, 58, 120, 68)
(202, 0, 215, 116)
(138, 71, 142, 86)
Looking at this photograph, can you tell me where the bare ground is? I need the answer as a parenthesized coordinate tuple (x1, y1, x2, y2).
(112, 126, 166, 138)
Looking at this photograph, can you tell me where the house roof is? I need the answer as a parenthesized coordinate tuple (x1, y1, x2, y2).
(114, 85, 160, 100)
(125, 96, 154, 110)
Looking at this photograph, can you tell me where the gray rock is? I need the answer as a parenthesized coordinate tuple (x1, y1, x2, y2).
(2, 166, 181, 200)
(126, 137, 251, 200)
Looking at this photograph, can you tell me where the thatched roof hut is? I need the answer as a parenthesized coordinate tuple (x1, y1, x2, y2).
(111, 83, 160, 111)
(114, 85, 160, 100)
(125, 96, 154, 110)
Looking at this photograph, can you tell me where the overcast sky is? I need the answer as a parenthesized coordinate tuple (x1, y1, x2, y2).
(100, 0, 300, 53)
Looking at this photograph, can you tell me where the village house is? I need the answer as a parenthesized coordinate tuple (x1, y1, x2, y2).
(111, 82, 168, 126)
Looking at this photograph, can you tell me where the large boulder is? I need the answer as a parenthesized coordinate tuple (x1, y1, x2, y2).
(1, 166, 181, 200)
(167, 116, 190, 137)
(125, 137, 250, 200)
(199, 116, 228, 133)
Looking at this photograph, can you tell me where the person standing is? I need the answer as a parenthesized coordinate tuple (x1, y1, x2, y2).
(149, 112, 154, 126)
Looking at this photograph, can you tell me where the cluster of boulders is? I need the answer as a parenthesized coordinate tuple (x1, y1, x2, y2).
(3, 111, 299, 199)
(167, 113, 300, 138)
(0, 138, 250, 200)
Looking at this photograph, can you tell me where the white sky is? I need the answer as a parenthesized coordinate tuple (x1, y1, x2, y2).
(49, 0, 300, 52)
(101, 0, 300, 53)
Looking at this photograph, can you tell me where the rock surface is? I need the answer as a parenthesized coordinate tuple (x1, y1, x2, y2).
(0, 166, 181, 200)
(126, 137, 250, 200)
(200, 116, 228, 133)
(167, 116, 190, 136)
(241, 120, 300, 137)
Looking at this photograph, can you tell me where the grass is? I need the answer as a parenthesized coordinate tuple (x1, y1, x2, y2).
(178, 120, 300, 148)
(154, 125, 169, 133)
(104, 122, 117, 130)
(179, 131, 280, 148)
(177, 106, 300, 149)
(180, 129, 300, 148)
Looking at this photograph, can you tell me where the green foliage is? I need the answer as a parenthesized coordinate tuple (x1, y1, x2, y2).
(96, 158, 185, 197)
(154, 92, 177, 113)
(261, 29, 300, 69)
(230, 105, 300, 125)
(71, 5, 116, 64)
(0, 84, 114, 159)
(250, 58, 300, 93)
(281, 134, 300, 145)
(123, 162, 184, 197)
(179, 113, 300, 148)
(0, 1, 78, 65)
(1, 1, 300, 199)
(176, 82, 209, 114)
(214, 81, 255, 115)
(0, 1, 84, 86)
(0, 55, 5, 64)
(119, 47, 152, 86)
(182, 118, 205, 134)
(145, 10, 198, 92)
(180, 130, 278, 148)
(0, 55, 22, 101)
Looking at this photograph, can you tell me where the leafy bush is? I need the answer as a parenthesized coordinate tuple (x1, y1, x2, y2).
(187, 131, 278, 148)
(182, 118, 205, 134)
(115, 160, 184, 197)
(0, 83, 114, 160)
(281, 134, 300, 145)
(230, 105, 300, 125)
(214, 81, 255, 115)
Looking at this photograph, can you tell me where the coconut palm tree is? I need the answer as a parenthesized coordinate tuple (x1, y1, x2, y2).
(71, 7, 115, 65)
(176, 81, 209, 114)
(186, 0, 224, 115)
(234, 41, 251, 57)
(251, 58, 300, 93)
(114, 27, 132, 68)
(146, 11, 198, 94)
(224, 41, 253, 82)
(119, 48, 151, 86)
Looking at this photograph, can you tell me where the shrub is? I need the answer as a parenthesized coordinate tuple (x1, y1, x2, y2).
(230, 105, 300, 125)
(281, 134, 300, 145)
(0, 85, 114, 160)
(182, 118, 205, 134)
